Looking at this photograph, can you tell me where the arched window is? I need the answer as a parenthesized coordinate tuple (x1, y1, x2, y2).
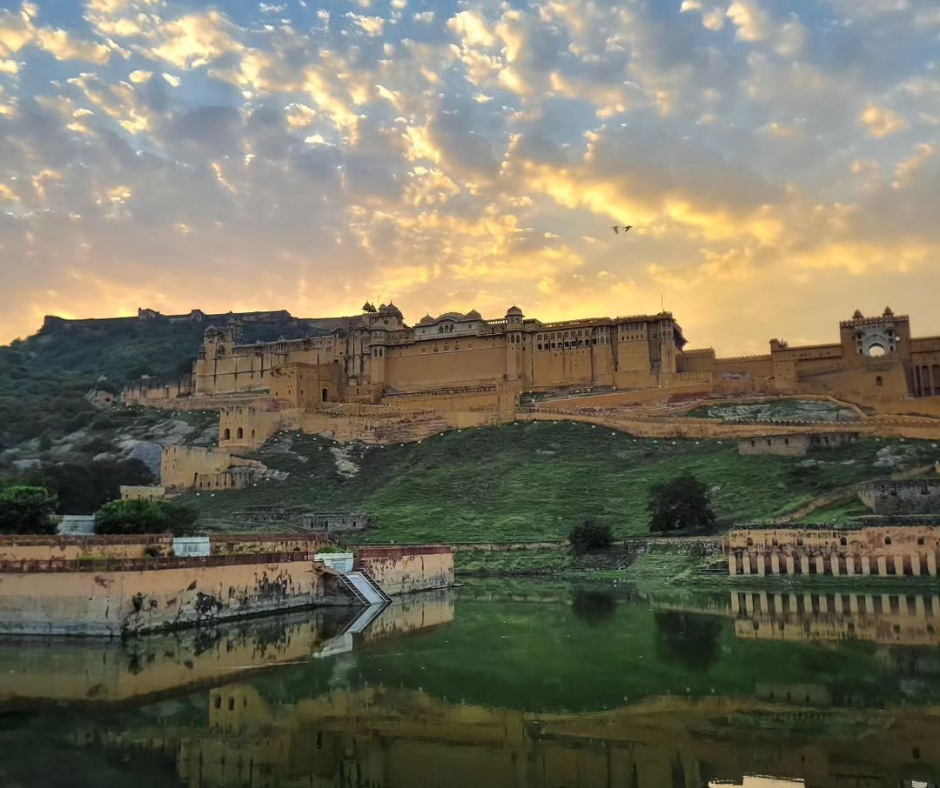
(236, 427, 243, 440)
(876, 376, 883, 387)
(322, 388, 329, 402)
(251, 429, 255, 440)
(223, 428, 231, 440)
(885, 536, 892, 546)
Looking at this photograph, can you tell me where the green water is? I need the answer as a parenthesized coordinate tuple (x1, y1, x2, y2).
(2, 580, 940, 787)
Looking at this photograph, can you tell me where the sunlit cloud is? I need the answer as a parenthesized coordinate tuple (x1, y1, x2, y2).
(0, 0, 937, 355)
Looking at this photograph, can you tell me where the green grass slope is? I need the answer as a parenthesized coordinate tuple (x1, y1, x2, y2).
(187, 421, 939, 542)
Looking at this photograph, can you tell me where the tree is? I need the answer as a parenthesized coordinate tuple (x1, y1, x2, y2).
(648, 471, 716, 533)
(0, 486, 58, 534)
(568, 518, 613, 554)
(26, 458, 154, 514)
(95, 499, 198, 536)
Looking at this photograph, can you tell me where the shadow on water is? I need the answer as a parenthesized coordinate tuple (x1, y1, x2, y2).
(2, 581, 940, 787)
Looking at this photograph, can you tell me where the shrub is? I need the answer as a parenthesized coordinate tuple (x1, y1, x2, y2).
(95, 499, 198, 536)
(648, 471, 716, 533)
(568, 518, 613, 554)
(0, 486, 58, 534)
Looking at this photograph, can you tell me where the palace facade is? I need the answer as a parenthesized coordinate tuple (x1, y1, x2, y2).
(185, 303, 940, 406)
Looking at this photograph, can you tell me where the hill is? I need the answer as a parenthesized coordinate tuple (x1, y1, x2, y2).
(185, 422, 939, 542)
(0, 315, 317, 452)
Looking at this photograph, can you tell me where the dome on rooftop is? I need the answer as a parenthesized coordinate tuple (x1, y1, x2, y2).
(506, 305, 523, 316)
(466, 309, 482, 319)
(883, 306, 894, 317)
(852, 309, 864, 319)
(417, 314, 435, 326)
(381, 302, 403, 318)
(437, 311, 465, 321)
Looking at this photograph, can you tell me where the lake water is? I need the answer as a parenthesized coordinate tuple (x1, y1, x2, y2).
(2, 579, 939, 787)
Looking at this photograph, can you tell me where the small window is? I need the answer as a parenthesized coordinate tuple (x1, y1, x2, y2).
(322, 388, 329, 402)
(746, 537, 753, 547)
(918, 536, 926, 546)
(236, 427, 243, 440)
(840, 537, 847, 546)
(875, 376, 883, 387)
(223, 428, 231, 440)
(885, 536, 892, 546)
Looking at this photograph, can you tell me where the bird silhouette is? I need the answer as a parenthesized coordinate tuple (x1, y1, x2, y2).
(611, 225, 633, 235)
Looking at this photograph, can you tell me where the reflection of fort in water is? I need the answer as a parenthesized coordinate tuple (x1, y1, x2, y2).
(90, 683, 940, 788)
(730, 591, 940, 648)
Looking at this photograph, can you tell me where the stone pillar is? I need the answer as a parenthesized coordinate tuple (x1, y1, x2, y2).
(846, 555, 855, 576)
(745, 594, 754, 615)
(815, 556, 826, 575)
(894, 555, 905, 576)
(881, 594, 892, 615)
(731, 593, 740, 615)
(912, 554, 922, 577)
(849, 595, 859, 614)
(819, 595, 829, 614)
(757, 555, 766, 577)
(803, 593, 814, 614)
(788, 594, 798, 613)
(861, 556, 871, 576)
(729, 555, 738, 576)
(800, 554, 810, 575)
(774, 593, 783, 614)
(927, 553, 937, 577)
(932, 597, 940, 618)
(759, 592, 769, 613)
(771, 554, 780, 575)
(865, 595, 875, 614)
(834, 595, 843, 614)
(916, 596, 925, 618)
(831, 555, 840, 576)
(785, 555, 795, 575)
(743, 554, 752, 575)
(877, 556, 887, 576)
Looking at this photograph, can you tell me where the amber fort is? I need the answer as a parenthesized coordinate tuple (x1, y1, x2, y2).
(92, 302, 940, 492)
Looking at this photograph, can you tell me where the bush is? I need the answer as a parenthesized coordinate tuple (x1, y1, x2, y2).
(648, 471, 716, 533)
(0, 486, 58, 534)
(95, 499, 198, 536)
(568, 518, 613, 554)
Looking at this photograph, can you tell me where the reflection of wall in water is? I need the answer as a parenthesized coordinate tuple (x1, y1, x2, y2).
(0, 592, 454, 704)
(731, 591, 940, 647)
(95, 685, 940, 788)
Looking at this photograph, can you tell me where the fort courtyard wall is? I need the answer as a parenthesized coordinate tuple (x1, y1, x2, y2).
(859, 480, 940, 515)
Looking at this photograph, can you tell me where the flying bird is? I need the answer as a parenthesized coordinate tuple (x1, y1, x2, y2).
(611, 225, 633, 235)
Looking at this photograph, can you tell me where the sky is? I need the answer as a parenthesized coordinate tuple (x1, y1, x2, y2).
(0, 0, 938, 353)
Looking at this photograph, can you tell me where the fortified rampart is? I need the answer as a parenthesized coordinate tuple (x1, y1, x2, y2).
(161, 444, 268, 493)
(356, 545, 455, 595)
(859, 479, 940, 515)
(727, 525, 940, 577)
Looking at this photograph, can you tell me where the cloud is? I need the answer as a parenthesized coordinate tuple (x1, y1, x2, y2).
(860, 104, 908, 138)
(0, 0, 939, 355)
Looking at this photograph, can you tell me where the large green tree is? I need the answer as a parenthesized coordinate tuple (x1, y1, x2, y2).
(95, 499, 198, 536)
(647, 471, 716, 533)
(0, 486, 58, 534)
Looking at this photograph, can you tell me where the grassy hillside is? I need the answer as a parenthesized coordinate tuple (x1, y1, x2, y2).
(0, 319, 314, 451)
(187, 422, 940, 542)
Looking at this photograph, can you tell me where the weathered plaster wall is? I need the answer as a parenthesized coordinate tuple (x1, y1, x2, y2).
(0, 554, 346, 636)
(356, 546, 454, 595)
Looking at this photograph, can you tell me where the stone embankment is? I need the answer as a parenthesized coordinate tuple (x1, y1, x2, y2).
(0, 535, 455, 637)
